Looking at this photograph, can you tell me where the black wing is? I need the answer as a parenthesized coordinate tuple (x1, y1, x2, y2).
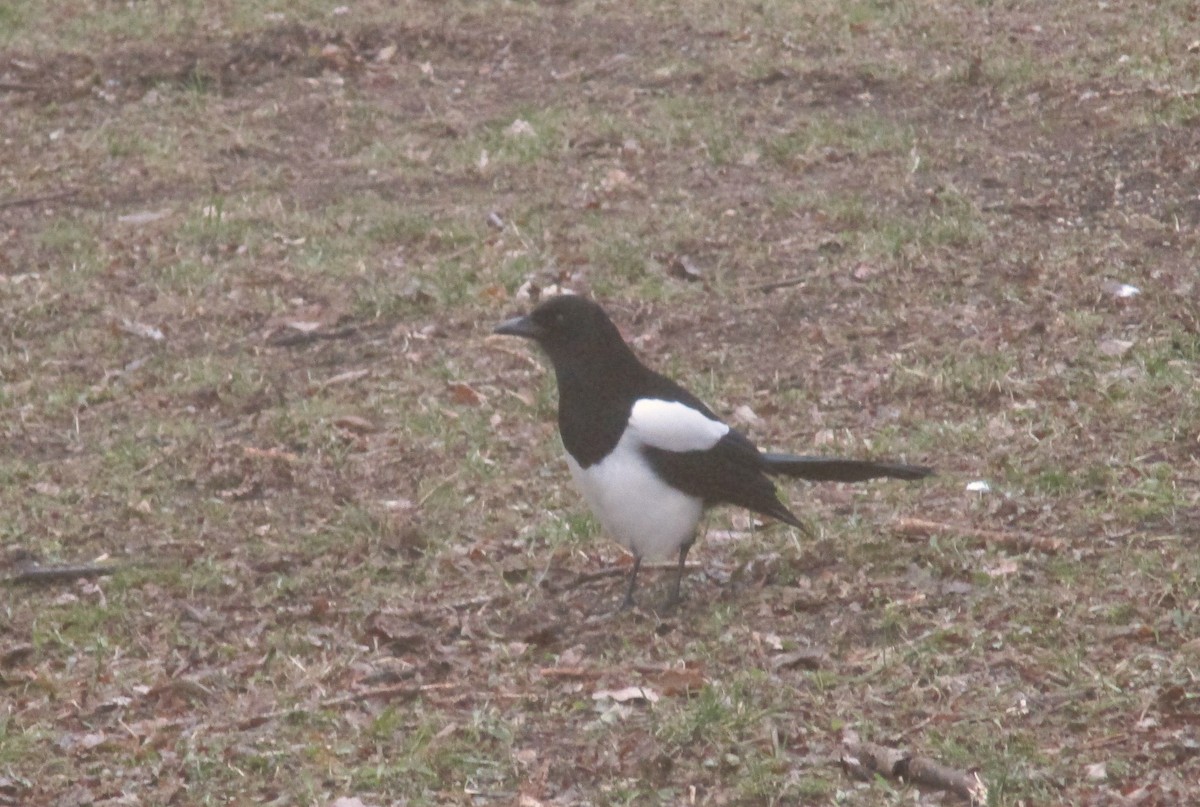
(644, 430, 804, 529)
(635, 369, 804, 528)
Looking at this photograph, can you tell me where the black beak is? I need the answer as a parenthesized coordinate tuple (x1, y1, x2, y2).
(493, 315, 543, 340)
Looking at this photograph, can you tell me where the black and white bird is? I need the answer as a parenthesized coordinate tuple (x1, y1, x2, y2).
(494, 295, 931, 609)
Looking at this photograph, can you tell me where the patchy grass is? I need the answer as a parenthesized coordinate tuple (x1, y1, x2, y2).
(2, 0, 1199, 805)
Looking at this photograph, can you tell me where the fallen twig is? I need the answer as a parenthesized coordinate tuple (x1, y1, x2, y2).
(841, 736, 988, 805)
(893, 517, 1064, 554)
(483, 339, 544, 370)
(538, 666, 598, 679)
(0, 189, 78, 210)
(754, 275, 807, 293)
(234, 682, 455, 730)
(316, 681, 454, 710)
(448, 593, 503, 610)
(267, 326, 359, 348)
(5, 563, 119, 585)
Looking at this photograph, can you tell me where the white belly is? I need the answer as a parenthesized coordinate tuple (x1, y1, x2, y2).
(564, 433, 703, 561)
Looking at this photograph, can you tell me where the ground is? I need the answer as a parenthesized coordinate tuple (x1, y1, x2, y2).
(1, 1, 1198, 805)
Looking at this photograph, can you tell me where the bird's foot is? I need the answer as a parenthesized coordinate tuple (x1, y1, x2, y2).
(657, 587, 685, 614)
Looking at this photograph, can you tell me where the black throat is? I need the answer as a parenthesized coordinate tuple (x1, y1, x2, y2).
(551, 343, 646, 469)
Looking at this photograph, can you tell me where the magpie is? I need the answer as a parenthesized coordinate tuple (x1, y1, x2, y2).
(494, 295, 932, 609)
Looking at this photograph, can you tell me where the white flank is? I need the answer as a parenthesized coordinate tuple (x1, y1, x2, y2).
(628, 398, 729, 453)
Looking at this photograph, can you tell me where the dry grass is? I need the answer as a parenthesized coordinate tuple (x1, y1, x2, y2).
(2, 0, 1198, 804)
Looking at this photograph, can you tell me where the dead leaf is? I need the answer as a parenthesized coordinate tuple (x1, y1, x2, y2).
(770, 648, 829, 671)
(242, 446, 300, 463)
(448, 382, 485, 406)
(333, 415, 377, 434)
(479, 283, 508, 301)
(732, 404, 761, 427)
(1, 643, 35, 668)
(90, 695, 132, 715)
(600, 168, 633, 192)
(539, 666, 598, 680)
(58, 731, 112, 752)
(321, 369, 370, 388)
(117, 209, 169, 225)
(983, 558, 1019, 578)
(666, 254, 703, 282)
(592, 686, 660, 704)
(818, 237, 845, 254)
(648, 667, 707, 696)
(119, 318, 165, 342)
(506, 118, 536, 138)
(514, 281, 575, 303)
(1097, 338, 1134, 357)
(851, 262, 877, 281)
(1101, 280, 1140, 298)
(363, 613, 424, 651)
(1121, 787, 1152, 805)
(986, 414, 1015, 439)
(401, 280, 433, 304)
(753, 631, 784, 651)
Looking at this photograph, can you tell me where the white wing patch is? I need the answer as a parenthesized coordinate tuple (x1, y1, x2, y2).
(628, 398, 729, 453)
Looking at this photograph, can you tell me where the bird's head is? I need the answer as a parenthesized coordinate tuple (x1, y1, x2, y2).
(494, 295, 629, 369)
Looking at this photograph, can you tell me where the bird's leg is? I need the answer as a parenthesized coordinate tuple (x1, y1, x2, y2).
(620, 556, 642, 610)
(665, 539, 695, 609)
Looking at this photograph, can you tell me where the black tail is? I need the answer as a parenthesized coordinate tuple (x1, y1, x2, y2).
(761, 453, 933, 482)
